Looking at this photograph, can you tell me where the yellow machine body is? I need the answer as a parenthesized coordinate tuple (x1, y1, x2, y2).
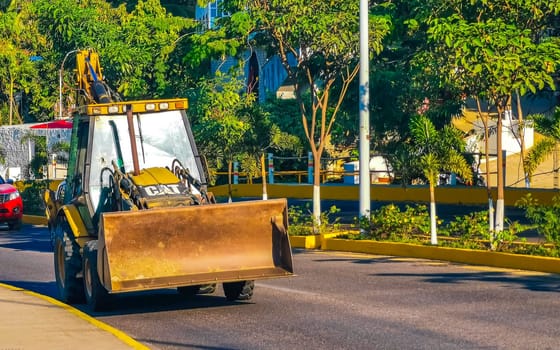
(46, 49, 293, 308)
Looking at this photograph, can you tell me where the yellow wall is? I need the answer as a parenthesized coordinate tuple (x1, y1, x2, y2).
(209, 184, 558, 206)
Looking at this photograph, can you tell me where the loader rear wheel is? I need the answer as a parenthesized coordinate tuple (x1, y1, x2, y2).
(53, 217, 84, 304)
(83, 240, 111, 311)
(177, 284, 216, 296)
(223, 281, 254, 301)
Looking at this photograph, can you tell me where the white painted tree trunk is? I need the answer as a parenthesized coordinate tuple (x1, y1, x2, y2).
(495, 107, 505, 232)
(495, 198, 504, 232)
(430, 200, 438, 245)
(488, 198, 495, 232)
(261, 154, 268, 200)
(228, 160, 232, 203)
(313, 184, 321, 232)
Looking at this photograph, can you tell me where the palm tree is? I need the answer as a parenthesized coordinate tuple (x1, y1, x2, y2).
(409, 115, 473, 245)
(524, 108, 560, 187)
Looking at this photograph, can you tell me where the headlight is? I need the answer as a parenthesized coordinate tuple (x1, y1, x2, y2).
(9, 191, 20, 201)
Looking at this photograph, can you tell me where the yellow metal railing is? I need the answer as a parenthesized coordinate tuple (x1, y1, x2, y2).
(215, 169, 396, 185)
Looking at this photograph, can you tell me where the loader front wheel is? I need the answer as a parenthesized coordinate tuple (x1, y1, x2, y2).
(223, 281, 254, 301)
(177, 284, 216, 297)
(83, 240, 110, 311)
(53, 217, 84, 304)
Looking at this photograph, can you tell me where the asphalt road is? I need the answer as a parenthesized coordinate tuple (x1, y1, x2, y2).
(1, 224, 560, 349)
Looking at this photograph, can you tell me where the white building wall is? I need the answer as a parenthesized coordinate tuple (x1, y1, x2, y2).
(473, 111, 534, 155)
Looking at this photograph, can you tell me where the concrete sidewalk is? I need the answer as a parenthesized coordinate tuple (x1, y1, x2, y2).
(0, 283, 149, 350)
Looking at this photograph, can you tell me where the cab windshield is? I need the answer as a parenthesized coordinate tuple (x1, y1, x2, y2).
(88, 110, 202, 213)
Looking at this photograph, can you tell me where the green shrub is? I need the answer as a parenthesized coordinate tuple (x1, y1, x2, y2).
(516, 194, 560, 247)
(490, 220, 522, 252)
(19, 180, 49, 215)
(440, 211, 488, 240)
(290, 198, 560, 257)
(359, 204, 430, 240)
(287, 204, 341, 235)
(511, 244, 559, 258)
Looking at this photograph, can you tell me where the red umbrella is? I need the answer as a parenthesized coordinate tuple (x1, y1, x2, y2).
(30, 119, 73, 129)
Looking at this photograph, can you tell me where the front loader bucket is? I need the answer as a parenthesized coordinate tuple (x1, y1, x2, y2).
(97, 198, 293, 293)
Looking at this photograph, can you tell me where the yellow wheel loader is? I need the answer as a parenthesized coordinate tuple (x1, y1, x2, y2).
(43, 49, 293, 311)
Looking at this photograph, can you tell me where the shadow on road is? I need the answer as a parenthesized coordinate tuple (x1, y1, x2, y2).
(0, 225, 51, 253)
(311, 253, 560, 293)
(1, 278, 252, 317)
(374, 271, 560, 293)
(79, 290, 253, 317)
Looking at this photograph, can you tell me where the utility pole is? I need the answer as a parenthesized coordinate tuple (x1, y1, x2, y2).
(359, 0, 371, 230)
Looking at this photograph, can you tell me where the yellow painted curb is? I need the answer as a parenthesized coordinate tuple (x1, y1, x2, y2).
(322, 239, 560, 274)
(22, 215, 47, 226)
(289, 232, 347, 249)
(289, 235, 321, 249)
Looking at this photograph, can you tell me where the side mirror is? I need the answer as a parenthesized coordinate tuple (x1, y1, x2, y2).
(6, 179, 14, 185)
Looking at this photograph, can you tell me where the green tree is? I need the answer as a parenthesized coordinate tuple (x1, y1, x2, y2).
(241, 102, 301, 183)
(208, 0, 390, 230)
(0, 0, 49, 124)
(21, 132, 48, 179)
(51, 141, 71, 163)
(408, 114, 472, 245)
(115, 0, 198, 97)
(362, 1, 469, 154)
(33, 0, 197, 100)
(192, 68, 299, 199)
(191, 70, 255, 199)
(426, 1, 560, 233)
(524, 108, 560, 184)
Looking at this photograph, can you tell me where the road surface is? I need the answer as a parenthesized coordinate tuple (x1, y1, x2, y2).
(1, 224, 559, 349)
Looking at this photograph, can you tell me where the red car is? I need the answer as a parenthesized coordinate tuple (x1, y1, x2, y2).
(0, 175, 23, 230)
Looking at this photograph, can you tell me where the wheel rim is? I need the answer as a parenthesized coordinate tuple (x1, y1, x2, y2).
(56, 242, 66, 288)
(84, 257, 92, 299)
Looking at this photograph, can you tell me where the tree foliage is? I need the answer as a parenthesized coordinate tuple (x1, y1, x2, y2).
(191, 69, 299, 185)
(424, 0, 560, 231)
(407, 114, 473, 184)
(33, 0, 198, 99)
(21, 132, 48, 178)
(202, 0, 391, 227)
(0, 0, 50, 123)
(0, 0, 202, 121)
(1, 0, 559, 203)
(524, 108, 560, 181)
(407, 114, 473, 244)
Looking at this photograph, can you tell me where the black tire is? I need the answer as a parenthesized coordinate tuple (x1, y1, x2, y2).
(83, 240, 111, 311)
(177, 284, 216, 297)
(53, 217, 85, 304)
(223, 281, 254, 301)
(8, 219, 21, 231)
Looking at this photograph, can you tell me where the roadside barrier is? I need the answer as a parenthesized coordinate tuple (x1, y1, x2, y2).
(208, 183, 558, 206)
